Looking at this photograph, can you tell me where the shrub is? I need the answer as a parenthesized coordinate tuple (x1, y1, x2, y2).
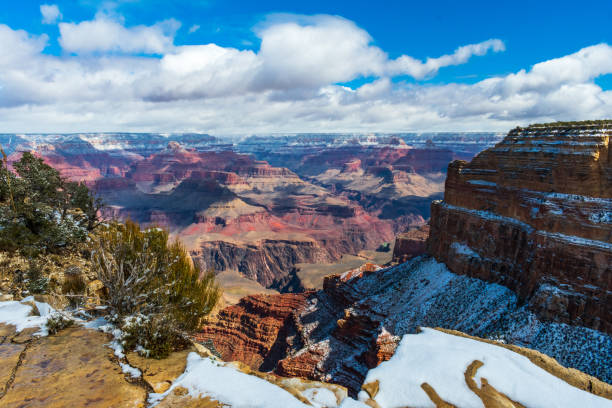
(26, 259, 48, 294)
(46, 312, 75, 335)
(0, 150, 102, 256)
(121, 314, 191, 359)
(91, 220, 221, 357)
(62, 267, 88, 307)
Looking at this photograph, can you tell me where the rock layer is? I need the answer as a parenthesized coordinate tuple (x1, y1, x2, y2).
(194, 292, 311, 370)
(391, 224, 429, 263)
(428, 122, 612, 333)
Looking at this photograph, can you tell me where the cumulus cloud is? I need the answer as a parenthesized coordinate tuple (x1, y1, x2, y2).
(40, 4, 62, 24)
(58, 14, 180, 54)
(188, 24, 200, 33)
(0, 13, 610, 133)
(256, 16, 386, 88)
(142, 44, 260, 100)
(0, 24, 48, 66)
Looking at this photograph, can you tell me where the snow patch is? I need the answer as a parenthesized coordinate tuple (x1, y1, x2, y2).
(467, 179, 497, 187)
(0, 297, 55, 336)
(450, 242, 481, 259)
(302, 387, 339, 408)
(120, 362, 142, 378)
(361, 328, 611, 408)
(149, 352, 312, 407)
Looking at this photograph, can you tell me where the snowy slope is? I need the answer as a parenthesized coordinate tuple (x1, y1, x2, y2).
(359, 328, 611, 408)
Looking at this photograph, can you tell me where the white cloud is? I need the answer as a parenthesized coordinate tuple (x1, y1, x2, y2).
(0, 24, 48, 66)
(58, 14, 180, 54)
(188, 24, 200, 33)
(255, 16, 386, 89)
(0, 14, 610, 133)
(40, 4, 62, 24)
(141, 44, 260, 100)
(387, 39, 505, 79)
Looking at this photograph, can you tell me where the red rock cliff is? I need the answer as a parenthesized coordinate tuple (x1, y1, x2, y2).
(194, 292, 311, 370)
(428, 122, 612, 333)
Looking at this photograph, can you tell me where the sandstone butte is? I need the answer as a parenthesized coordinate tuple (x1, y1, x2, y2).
(196, 121, 612, 395)
(428, 122, 611, 333)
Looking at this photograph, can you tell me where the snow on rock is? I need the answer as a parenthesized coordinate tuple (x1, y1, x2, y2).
(119, 362, 142, 378)
(82, 315, 142, 377)
(149, 352, 313, 408)
(0, 297, 55, 335)
(450, 242, 481, 259)
(360, 328, 611, 408)
(302, 387, 339, 408)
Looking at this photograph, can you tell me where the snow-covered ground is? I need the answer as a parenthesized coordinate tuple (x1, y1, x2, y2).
(0, 296, 55, 335)
(359, 328, 611, 408)
(1, 294, 609, 407)
(149, 353, 314, 407)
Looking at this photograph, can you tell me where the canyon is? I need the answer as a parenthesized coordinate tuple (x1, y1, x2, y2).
(197, 121, 612, 395)
(0, 123, 610, 406)
(0, 132, 501, 299)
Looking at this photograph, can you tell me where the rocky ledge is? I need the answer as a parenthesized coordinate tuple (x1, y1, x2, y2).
(428, 121, 611, 333)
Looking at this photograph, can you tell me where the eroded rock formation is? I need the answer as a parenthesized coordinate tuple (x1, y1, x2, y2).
(198, 122, 612, 395)
(199, 258, 612, 395)
(428, 122, 612, 333)
(195, 293, 311, 370)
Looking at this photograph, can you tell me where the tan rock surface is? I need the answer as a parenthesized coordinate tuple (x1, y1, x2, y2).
(155, 387, 223, 408)
(127, 348, 194, 393)
(0, 328, 146, 408)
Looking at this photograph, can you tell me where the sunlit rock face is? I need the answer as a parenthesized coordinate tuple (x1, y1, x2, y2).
(428, 122, 612, 333)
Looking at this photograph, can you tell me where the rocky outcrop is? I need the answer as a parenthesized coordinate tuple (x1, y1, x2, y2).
(428, 122, 612, 333)
(195, 293, 311, 371)
(392, 224, 429, 263)
(195, 240, 329, 288)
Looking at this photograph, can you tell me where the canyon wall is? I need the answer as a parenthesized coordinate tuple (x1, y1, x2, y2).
(428, 122, 612, 333)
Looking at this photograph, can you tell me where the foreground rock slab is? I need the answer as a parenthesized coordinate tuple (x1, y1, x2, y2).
(1, 328, 146, 408)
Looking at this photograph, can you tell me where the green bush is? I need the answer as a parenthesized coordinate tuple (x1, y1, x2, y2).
(26, 259, 48, 294)
(121, 314, 191, 359)
(91, 220, 221, 357)
(46, 312, 75, 335)
(0, 150, 102, 256)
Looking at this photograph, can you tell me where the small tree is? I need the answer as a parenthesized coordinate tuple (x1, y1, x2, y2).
(0, 150, 102, 255)
(91, 220, 221, 357)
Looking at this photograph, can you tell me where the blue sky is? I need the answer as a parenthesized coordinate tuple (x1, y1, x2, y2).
(0, 0, 611, 133)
